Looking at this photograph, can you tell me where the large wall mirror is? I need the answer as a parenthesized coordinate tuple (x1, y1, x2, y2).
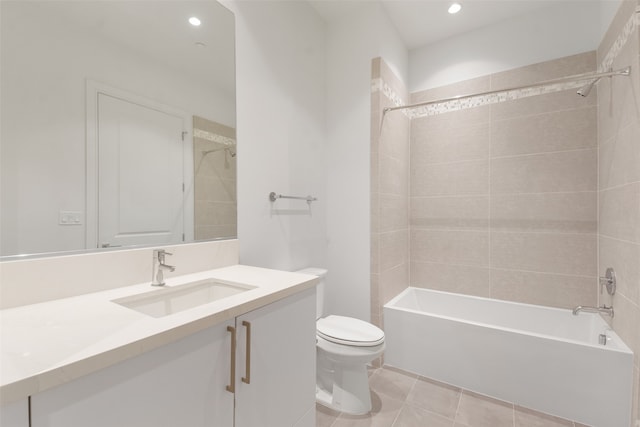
(1, 0, 236, 258)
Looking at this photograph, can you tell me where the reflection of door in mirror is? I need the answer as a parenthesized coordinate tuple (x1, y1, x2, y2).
(193, 116, 237, 240)
(97, 93, 185, 249)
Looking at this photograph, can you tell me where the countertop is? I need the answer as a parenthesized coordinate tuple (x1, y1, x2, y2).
(0, 265, 317, 405)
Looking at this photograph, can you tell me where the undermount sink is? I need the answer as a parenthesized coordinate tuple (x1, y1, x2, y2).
(112, 279, 256, 318)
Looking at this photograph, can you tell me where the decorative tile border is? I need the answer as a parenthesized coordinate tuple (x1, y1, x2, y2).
(406, 80, 586, 119)
(374, 6, 638, 120)
(371, 78, 411, 118)
(193, 128, 236, 146)
(599, 6, 639, 72)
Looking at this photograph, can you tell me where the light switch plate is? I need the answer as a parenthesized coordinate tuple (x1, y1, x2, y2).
(59, 211, 83, 225)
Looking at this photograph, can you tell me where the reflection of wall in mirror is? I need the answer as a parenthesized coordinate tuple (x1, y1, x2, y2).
(193, 116, 237, 240)
(0, 2, 235, 256)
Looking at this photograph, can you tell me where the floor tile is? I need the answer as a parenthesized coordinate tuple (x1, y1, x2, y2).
(392, 403, 454, 427)
(514, 405, 573, 427)
(406, 376, 461, 419)
(317, 403, 340, 427)
(317, 367, 587, 427)
(369, 367, 417, 402)
(454, 391, 514, 427)
(332, 392, 404, 427)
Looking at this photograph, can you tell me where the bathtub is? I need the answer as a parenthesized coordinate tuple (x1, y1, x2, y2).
(383, 287, 633, 427)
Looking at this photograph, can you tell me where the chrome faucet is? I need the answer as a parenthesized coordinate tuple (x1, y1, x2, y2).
(151, 249, 175, 286)
(572, 305, 614, 318)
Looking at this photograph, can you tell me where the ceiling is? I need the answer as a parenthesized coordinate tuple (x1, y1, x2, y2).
(310, 0, 616, 50)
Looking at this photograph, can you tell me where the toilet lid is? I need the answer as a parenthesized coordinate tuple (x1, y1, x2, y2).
(316, 315, 385, 347)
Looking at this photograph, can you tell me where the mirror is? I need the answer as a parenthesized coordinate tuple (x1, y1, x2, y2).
(0, 0, 236, 258)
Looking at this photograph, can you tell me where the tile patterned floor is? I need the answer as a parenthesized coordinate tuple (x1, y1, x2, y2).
(316, 367, 590, 427)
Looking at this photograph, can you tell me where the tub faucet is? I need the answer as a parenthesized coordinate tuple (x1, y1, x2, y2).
(572, 305, 614, 318)
(151, 249, 175, 286)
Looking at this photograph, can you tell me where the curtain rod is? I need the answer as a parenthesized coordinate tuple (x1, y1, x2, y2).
(382, 66, 631, 117)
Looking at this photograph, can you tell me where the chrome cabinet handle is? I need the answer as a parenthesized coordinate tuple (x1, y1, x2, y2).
(226, 325, 236, 393)
(242, 321, 251, 384)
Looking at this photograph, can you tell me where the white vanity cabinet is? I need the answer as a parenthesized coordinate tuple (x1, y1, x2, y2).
(0, 398, 30, 427)
(30, 319, 236, 427)
(29, 287, 316, 427)
(234, 287, 316, 427)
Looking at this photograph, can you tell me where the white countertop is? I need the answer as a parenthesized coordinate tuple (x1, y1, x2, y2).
(0, 265, 317, 405)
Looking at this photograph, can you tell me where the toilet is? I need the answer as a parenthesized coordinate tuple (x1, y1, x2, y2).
(296, 268, 385, 415)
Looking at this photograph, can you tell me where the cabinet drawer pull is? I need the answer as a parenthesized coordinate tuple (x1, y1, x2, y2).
(242, 321, 251, 384)
(226, 325, 236, 393)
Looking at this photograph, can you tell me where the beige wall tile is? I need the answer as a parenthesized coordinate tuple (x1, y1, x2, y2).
(194, 201, 237, 226)
(599, 183, 640, 243)
(491, 231, 597, 276)
(194, 174, 236, 202)
(380, 153, 408, 196)
(411, 121, 490, 164)
(371, 233, 380, 274)
(491, 269, 597, 309)
(371, 57, 381, 80)
(412, 103, 491, 128)
(411, 160, 489, 197)
(490, 192, 597, 234)
(491, 89, 596, 121)
(599, 236, 640, 306)
(411, 229, 490, 267)
(371, 193, 380, 234)
(491, 51, 596, 90)
(491, 149, 596, 194)
(411, 196, 489, 230)
(599, 121, 640, 190)
(411, 75, 490, 104)
(380, 262, 409, 304)
(380, 194, 408, 232)
(380, 229, 408, 272)
(598, 26, 640, 144)
(380, 106, 410, 161)
(411, 261, 491, 297)
(597, 0, 637, 61)
(492, 106, 597, 157)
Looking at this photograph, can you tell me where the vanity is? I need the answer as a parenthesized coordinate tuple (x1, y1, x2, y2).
(0, 241, 318, 427)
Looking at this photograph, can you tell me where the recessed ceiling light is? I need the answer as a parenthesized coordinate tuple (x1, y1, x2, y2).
(448, 3, 462, 14)
(189, 17, 201, 26)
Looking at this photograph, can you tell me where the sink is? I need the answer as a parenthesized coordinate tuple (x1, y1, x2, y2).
(112, 279, 256, 318)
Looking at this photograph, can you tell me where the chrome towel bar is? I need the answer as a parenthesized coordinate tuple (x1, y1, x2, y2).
(269, 192, 317, 204)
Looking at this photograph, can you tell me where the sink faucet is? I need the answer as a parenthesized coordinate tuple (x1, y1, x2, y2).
(152, 249, 175, 286)
(572, 305, 614, 318)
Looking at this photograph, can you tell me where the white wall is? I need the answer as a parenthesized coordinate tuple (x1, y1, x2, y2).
(409, 1, 621, 92)
(0, 2, 232, 256)
(225, 1, 327, 273)
(324, 3, 408, 321)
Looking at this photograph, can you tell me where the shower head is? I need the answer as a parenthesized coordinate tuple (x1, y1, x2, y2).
(577, 77, 601, 97)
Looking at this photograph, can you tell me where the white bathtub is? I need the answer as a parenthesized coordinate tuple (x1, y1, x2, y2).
(383, 287, 634, 427)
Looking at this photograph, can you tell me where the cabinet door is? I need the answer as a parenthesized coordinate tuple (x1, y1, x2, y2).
(0, 399, 29, 427)
(31, 320, 235, 427)
(234, 288, 316, 427)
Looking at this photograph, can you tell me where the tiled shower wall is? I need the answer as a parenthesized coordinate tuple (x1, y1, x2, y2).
(372, 2, 640, 423)
(193, 116, 237, 240)
(409, 51, 598, 310)
(370, 58, 410, 338)
(597, 1, 640, 423)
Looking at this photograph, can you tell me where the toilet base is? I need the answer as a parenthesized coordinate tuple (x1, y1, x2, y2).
(316, 360, 372, 415)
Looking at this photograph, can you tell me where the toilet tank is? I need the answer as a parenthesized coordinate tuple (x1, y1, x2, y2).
(295, 267, 327, 319)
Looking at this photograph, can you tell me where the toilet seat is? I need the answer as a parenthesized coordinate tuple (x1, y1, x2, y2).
(316, 315, 385, 347)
